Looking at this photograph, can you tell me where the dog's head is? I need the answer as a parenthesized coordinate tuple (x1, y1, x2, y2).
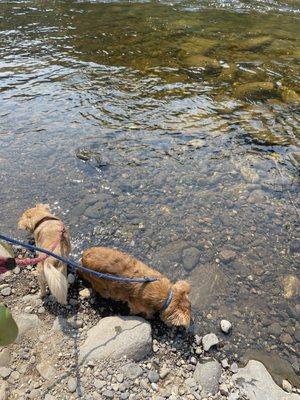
(161, 280, 191, 328)
(18, 204, 52, 232)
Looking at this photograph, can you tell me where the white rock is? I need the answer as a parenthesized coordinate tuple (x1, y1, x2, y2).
(233, 360, 300, 400)
(36, 361, 56, 380)
(220, 319, 232, 334)
(202, 333, 219, 351)
(79, 288, 91, 298)
(282, 380, 292, 393)
(79, 316, 152, 363)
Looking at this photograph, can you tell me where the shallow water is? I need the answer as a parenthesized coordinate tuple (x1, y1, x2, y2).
(0, 0, 299, 383)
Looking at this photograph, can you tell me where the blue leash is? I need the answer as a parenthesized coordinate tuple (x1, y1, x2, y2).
(0, 234, 158, 284)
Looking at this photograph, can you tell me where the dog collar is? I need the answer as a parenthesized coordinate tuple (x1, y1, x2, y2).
(161, 289, 173, 312)
(34, 216, 60, 232)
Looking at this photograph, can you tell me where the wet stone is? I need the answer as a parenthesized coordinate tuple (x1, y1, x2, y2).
(219, 250, 236, 262)
(233, 82, 278, 100)
(182, 247, 201, 271)
(268, 322, 282, 336)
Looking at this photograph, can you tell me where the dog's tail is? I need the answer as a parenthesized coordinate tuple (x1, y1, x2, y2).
(44, 261, 68, 305)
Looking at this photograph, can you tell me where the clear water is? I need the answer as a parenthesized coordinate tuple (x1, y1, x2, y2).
(0, 0, 299, 383)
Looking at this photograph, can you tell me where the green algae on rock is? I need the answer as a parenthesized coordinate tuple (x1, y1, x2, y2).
(233, 82, 278, 101)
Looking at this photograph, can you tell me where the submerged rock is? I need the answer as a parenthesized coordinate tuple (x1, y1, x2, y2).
(186, 139, 205, 148)
(233, 82, 278, 101)
(281, 87, 300, 104)
(189, 263, 228, 309)
(233, 360, 299, 400)
(193, 360, 222, 395)
(281, 275, 300, 299)
(79, 316, 152, 363)
(182, 247, 201, 271)
(240, 166, 259, 183)
(184, 55, 221, 73)
(238, 36, 272, 51)
(179, 37, 216, 56)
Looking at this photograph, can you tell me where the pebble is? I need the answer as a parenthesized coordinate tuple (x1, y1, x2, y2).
(219, 250, 236, 262)
(0, 287, 11, 296)
(202, 333, 219, 351)
(230, 362, 238, 373)
(0, 367, 11, 379)
(159, 365, 170, 379)
(79, 288, 91, 298)
(121, 363, 143, 380)
(44, 395, 56, 400)
(148, 370, 159, 383)
(67, 377, 77, 393)
(102, 390, 114, 399)
(268, 322, 282, 336)
(116, 373, 124, 383)
(220, 319, 232, 334)
(221, 359, 229, 369)
(282, 379, 292, 392)
(67, 273, 75, 284)
(219, 382, 229, 396)
(94, 379, 106, 389)
(120, 394, 129, 400)
(194, 335, 201, 346)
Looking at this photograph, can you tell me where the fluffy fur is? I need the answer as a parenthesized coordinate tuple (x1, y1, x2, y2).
(80, 247, 191, 328)
(18, 204, 70, 305)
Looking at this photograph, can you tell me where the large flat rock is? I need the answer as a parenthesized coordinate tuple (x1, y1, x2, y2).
(79, 316, 152, 364)
(233, 360, 300, 400)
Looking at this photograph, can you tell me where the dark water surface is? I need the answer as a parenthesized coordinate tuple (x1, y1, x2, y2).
(0, 0, 299, 383)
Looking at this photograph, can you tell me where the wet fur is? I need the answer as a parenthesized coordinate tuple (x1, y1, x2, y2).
(18, 204, 71, 305)
(81, 247, 191, 328)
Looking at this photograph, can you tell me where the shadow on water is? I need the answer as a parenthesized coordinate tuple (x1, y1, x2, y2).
(0, 0, 299, 384)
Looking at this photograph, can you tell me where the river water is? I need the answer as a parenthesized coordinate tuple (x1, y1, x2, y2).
(0, 0, 299, 385)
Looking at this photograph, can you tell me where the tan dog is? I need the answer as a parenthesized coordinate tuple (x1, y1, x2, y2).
(81, 247, 191, 328)
(18, 204, 71, 305)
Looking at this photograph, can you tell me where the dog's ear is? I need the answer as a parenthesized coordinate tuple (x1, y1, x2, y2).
(173, 280, 191, 295)
(18, 215, 29, 230)
(36, 203, 51, 212)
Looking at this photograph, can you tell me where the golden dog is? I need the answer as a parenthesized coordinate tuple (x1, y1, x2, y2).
(81, 247, 191, 328)
(18, 204, 71, 305)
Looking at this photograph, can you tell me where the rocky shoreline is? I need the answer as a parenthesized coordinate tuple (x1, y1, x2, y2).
(1, 259, 299, 400)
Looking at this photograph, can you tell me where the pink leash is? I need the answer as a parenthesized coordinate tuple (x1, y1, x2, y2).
(0, 223, 64, 274)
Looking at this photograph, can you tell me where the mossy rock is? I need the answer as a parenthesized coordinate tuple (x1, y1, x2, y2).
(183, 55, 222, 74)
(281, 87, 300, 104)
(233, 82, 278, 101)
(179, 37, 216, 57)
(237, 36, 272, 51)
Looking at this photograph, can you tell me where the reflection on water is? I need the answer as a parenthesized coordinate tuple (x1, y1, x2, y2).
(0, 0, 299, 382)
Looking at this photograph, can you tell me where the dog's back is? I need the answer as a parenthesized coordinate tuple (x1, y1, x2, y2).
(82, 247, 161, 278)
(80, 247, 163, 303)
